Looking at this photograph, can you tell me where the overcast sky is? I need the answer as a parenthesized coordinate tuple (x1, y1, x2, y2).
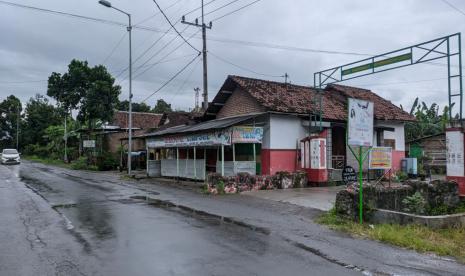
(1, 0, 464, 115)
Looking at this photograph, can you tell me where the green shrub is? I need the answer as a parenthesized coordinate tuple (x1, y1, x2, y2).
(427, 204, 451, 216)
(217, 180, 225, 194)
(396, 171, 409, 182)
(96, 152, 118, 171)
(402, 192, 427, 215)
(23, 144, 49, 158)
(70, 157, 97, 171)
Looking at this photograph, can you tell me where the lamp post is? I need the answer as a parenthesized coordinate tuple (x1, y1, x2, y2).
(98, 0, 133, 175)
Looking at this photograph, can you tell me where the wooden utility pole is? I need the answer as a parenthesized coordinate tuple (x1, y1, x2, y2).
(182, 0, 212, 111)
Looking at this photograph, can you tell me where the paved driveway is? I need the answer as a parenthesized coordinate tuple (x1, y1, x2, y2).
(242, 186, 345, 211)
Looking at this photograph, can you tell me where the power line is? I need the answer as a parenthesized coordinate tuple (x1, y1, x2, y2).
(0, 0, 126, 27)
(112, 53, 197, 74)
(0, 0, 406, 58)
(131, 27, 197, 81)
(211, 0, 261, 21)
(209, 51, 283, 78)
(169, 57, 202, 102)
(152, 0, 200, 53)
(184, 0, 218, 16)
(101, 32, 127, 65)
(202, 0, 242, 18)
(134, 0, 184, 26)
(0, 79, 47, 84)
(142, 54, 201, 103)
(440, 0, 465, 17)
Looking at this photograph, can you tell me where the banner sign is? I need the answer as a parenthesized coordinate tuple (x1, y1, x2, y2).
(369, 147, 392, 169)
(310, 138, 326, 169)
(348, 98, 374, 147)
(147, 130, 231, 148)
(342, 53, 412, 76)
(83, 140, 95, 148)
(446, 131, 464, 176)
(231, 126, 264, 143)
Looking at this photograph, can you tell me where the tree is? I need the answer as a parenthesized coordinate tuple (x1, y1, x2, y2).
(404, 97, 455, 141)
(152, 99, 172, 113)
(0, 95, 22, 148)
(117, 100, 151, 112)
(47, 59, 121, 129)
(22, 94, 62, 146)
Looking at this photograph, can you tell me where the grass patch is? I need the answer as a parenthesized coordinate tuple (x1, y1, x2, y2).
(317, 209, 465, 263)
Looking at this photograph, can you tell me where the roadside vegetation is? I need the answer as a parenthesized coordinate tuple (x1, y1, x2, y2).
(317, 208, 465, 263)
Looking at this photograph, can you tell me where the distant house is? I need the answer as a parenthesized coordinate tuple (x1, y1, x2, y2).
(105, 111, 163, 153)
(407, 133, 446, 172)
(143, 75, 415, 181)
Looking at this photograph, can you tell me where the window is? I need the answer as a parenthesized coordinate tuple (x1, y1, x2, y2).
(384, 139, 396, 150)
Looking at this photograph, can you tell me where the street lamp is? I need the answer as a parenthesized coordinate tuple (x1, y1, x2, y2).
(98, 0, 133, 176)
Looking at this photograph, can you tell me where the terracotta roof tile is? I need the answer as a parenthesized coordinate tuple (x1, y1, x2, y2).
(224, 75, 414, 122)
(111, 111, 163, 129)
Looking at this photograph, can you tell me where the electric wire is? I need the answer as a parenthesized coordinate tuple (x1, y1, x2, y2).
(169, 57, 202, 103)
(209, 51, 283, 78)
(210, 0, 261, 21)
(101, 32, 127, 65)
(0, 79, 47, 84)
(134, 0, 184, 26)
(112, 53, 197, 74)
(183, 0, 219, 16)
(142, 54, 201, 103)
(131, 29, 201, 81)
(439, 0, 465, 17)
(152, 0, 200, 53)
(202, 0, 242, 18)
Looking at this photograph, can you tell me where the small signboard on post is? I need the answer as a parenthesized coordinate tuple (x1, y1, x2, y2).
(83, 140, 96, 148)
(347, 98, 374, 224)
(369, 147, 392, 169)
(348, 98, 374, 147)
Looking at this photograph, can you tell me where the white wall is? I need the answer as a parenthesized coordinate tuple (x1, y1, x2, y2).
(375, 121, 405, 151)
(269, 114, 307, 150)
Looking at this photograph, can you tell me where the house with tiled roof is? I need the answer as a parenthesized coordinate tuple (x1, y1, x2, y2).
(104, 111, 163, 153)
(143, 75, 414, 182)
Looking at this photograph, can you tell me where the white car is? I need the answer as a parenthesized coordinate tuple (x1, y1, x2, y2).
(1, 149, 20, 165)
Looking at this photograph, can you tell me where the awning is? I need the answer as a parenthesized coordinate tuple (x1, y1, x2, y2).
(145, 113, 265, 148)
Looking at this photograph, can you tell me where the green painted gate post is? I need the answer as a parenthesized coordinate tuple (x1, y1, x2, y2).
(359, 146, 363, 224)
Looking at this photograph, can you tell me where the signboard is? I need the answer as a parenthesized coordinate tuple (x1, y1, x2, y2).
(369, 147, 392, 169)
(342, 166, 357, 185)
(300, 142, 305, 168)
(83, 140, 95, 148)
(147, 130, 230, 148)
(347, 98, 374, 147)
(231, 126, 264, 143)
(342, 53, 412, 76)
(310, 138, 326, 169)
(305, 141, 310, 169)
(446, 131, 464, 176)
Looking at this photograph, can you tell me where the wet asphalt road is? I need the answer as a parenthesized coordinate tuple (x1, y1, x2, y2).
(0, 162, 357, 276)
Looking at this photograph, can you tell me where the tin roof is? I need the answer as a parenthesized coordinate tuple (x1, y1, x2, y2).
(142, 113, 262, 138)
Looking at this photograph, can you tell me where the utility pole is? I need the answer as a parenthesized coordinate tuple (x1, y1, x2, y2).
(16, 104, 20, 150)
(194, 87, 200, 112)
(284, 73, 289, 84)
(182, 0, 212, 111)
(64, 109, 68, 163)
